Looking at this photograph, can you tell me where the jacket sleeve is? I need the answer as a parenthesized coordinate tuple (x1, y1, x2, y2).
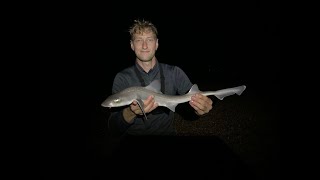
(107, 107, 133, 137)
(173, 66, 193, 95)
(172, 66, 201, 120)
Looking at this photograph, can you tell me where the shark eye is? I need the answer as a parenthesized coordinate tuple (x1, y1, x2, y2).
(113, 99, 120, 103)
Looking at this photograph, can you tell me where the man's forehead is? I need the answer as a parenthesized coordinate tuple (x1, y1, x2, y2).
(134, 31, 156, 38)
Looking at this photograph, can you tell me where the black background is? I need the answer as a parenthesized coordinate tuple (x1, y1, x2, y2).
(18, 1, 284, 179)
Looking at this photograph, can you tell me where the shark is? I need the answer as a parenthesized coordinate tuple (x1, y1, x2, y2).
(101, 80, 246, 120)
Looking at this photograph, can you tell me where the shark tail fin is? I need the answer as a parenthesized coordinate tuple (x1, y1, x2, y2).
(215, 85, 247, 100)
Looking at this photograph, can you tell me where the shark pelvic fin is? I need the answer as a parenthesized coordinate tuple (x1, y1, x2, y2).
(166, 103, 178, 112)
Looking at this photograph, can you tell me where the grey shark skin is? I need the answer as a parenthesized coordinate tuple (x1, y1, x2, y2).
(101, 80, 246, 120)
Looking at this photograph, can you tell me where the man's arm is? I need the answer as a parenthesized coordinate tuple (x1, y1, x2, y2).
(107, 107, 133, 137)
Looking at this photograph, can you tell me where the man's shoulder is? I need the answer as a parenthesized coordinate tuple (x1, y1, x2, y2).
(159, 63, 186, 74)
(159, 63, 179, 71)
(117, 65, 135, 75)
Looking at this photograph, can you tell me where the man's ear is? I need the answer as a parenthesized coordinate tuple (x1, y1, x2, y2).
(130, 40, 134, 51)
(156, 39, 159, 50)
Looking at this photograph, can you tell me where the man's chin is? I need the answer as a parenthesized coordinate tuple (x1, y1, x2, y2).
(138, 58, 152, 62)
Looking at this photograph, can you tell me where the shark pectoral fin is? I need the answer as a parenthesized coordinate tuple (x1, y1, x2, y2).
(166, 103, 178, 112)
(136, 99, 148, 120)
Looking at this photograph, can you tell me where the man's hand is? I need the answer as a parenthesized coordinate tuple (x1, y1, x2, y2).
(123, 95, 158, 123)
(189, 93, 213, 116)
(130, 95, 158, 115)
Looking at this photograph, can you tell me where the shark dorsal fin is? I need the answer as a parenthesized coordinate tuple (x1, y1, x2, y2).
(186, 84, 201, 94)
(144, 79, 162, 93)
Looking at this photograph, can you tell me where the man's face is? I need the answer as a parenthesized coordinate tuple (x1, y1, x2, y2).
(131, 31, 158, 62)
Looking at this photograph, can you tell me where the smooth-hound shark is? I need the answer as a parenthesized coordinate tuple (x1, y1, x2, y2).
(101, 80, 246, 120)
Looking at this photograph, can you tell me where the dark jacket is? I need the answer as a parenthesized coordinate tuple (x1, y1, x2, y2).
(108, 60, 193, 137)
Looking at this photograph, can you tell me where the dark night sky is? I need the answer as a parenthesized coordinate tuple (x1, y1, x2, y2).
(22, 1, 285, 178)
(58, 2, 283, 151)
(78, 2, 282, 108)
(30, 1, 283, 130)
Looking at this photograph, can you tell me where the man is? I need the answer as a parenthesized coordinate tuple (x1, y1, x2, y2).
(107, 19, 213, 137)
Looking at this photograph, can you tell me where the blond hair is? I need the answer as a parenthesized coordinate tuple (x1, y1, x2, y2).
(129, 19, 158, 40)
